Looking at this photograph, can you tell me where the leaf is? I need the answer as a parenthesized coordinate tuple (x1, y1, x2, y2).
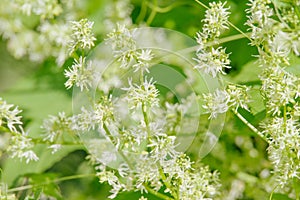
(271, 193, 293, 200)
(286, 55, 300, 75)
(248, 85, 265, 115)
(27, 173, 63, 200)
(1, 76, 83, 186)
(232, 59, 262, 85)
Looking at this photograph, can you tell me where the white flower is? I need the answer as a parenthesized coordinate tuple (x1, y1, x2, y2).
(41, 112, 73, 142)
(7, 131, 39, 163)
(22, 150, 39, 163)
(203, 89, 230, 119)
(72, 105, 103, 132)
(69, 18, 96, 54)
(202, 1, 230, 39)
(262, 117, 300, 186)
(104, 0, 133, 31)
(260, 66, 298, 116)
(194, 47, 231, 78)
(106, 24, 136, 54)
(148, 135, 179, 161)
(0, 98, 23, 133)
(133, 49, 154, 73)
(48, 144, 62, 154)
(123, 78, 159, 110)
(64, 56, 95, 91)
(226, 84, 251, 111)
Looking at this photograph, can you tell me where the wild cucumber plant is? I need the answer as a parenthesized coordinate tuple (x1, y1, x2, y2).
(0, 0, 300, 199)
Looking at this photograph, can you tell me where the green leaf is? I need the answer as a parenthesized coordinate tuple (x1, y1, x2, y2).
(1, 76, 83, 186)
(232, 60, 262, 85)
(271, 193, 293, 200)
(27, 173, 63, 200)
(248, 85, 265, 115)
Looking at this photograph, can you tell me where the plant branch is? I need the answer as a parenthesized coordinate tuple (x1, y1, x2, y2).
(231, 109, 268, 143)
(7, 174, 95, 193)
(102, 123, 134, 169)
(144, 184, 174, 200)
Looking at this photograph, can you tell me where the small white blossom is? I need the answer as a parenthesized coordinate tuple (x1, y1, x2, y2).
(64, 56, 95, 91)
(0, 98, 22, 133)
(262, 117, 300, 187)
(41, 112, 73, 142)
(202, 1, 230, 39)
(72, 106, 103, 132)
(7, 130, 39, 163)
(48, 144, 62, 154)
(69, 18, 96, 54)
(148, 135, 179, 161)
(97, 170, 126, 199)
(260, 66, 299, 116)
(123, 78, 159, 110)
(132, 49, 154, 73)
(22, 150, 39, 163)
(106, 24, 136, 54)
(203, 89, 230, 119)
(226, 84, 251, 111)
(12, 0, 63, 19)
(194, 47, 231, 78)
(104, 0, 133, 31)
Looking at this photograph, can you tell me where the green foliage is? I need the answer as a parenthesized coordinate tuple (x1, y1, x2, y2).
(0, 0, 300, 199)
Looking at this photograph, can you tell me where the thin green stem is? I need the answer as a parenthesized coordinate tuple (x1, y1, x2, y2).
(178, 33, 251, 54)
(146, 0, 158, 25)
(158, 167, 178, 199)
(144, 185, 174, 200)
(102, 123, 134, 169)
(0, 126, 18, 135)
(147, 1, 196, 13)
(136, 0, 148, 24)
(231, 109, 268, 143)
(141, 103, 151, 140)
(7, 174, 95, 193)
(140, 103, 177, 199)
(269, 184, 279, 200)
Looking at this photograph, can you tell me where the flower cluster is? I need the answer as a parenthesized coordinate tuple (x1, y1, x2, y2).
(203, 84, 251, 119)
(104, 0, 133, 31)
(69, 26, 223, 199)
(68, 18, 97, 54)
(260, 66, 299, 116)
(7, 131, 39, 163)
(11, 0, 63, 18)
(0, 98, 39, 163)
(262, 117, 300, 187)
(203, 89, 230, 119)
(106, 24, 154, 74)
(64, 18, 98, 91)
(194, 1, 231, 77)
(0, 98, 22, 133)
(226, 84, 251, 111)
(246, 0, 300, 190)
(246, 0, 300, 66)
(64, 56, 96, 91)
(41, 112, 73, 143)
(0, 0, 79, 65)
(123, 78, 159, 110)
